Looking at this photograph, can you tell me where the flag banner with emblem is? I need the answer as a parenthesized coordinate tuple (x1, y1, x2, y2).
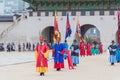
(76, 18, 81, 38)
(76, 18, 84, 42)
(65, 13, 72, 40)
(53, 11, 60, 43)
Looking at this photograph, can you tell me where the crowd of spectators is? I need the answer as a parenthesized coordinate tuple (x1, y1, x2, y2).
(0, 42, 36, 52)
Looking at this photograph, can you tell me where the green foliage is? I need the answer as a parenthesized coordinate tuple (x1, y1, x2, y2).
(23, 0, 120, 10)
(117, 0, 120, 3)
(85, 36, 94, 43)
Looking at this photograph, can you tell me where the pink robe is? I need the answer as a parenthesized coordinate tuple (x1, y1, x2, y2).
(99, 44, 103, 54)
(86, 43, 91, 56)
(79, 43, 85, 57)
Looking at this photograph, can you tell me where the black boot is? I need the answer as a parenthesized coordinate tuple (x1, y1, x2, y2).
(40, 73, 42, 76)
(56, 68, 60, 71)
(73, 63, 75, 66)
(56, 68, 59, 71)
(40, 72, 45, 76)
(59, 68, 61, 71)
(65, 57, 67, 60)
(74, 64, 77, 66)
(42, 73, 44, 76)
(111, 63, 114, 65)
(117, 61, 120, 63)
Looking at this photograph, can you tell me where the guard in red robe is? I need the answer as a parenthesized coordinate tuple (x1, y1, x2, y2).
(34, 36, 50, 76)
(99, 42, 103, 54)
(86, 42, 91, 56)
(79, 42, 85, 57)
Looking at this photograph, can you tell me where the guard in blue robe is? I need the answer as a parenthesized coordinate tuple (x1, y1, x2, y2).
(108, 40, 117, 65)
(52, 38, 65, 71)
(70, 39, 79, 66)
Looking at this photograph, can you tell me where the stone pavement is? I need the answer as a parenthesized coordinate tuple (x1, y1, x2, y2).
(0, 51, 120, 80)
(0, 51, 34, 66)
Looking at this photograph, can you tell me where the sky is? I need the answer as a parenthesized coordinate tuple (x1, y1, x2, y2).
(0, 0, 4, 14)
(0, 0, 28, 15)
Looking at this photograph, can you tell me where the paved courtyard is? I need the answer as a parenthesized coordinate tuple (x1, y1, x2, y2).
(0, 51, 120, 80)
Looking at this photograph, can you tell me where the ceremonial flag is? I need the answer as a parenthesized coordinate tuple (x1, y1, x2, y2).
(118, 11, 120, 47)
(53, 11, 60, 43)
(76, 18, 81, 37)
(76, 18, 84, 42)
(65, 13, 72, 40)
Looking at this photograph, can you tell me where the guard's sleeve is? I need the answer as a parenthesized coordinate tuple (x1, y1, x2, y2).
(43, 45, 50, 58)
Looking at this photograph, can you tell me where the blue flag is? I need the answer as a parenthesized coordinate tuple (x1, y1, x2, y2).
(65, 13, 72, 40)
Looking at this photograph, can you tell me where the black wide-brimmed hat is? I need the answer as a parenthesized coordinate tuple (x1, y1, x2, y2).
(111, 40, 115, 43)
(73, 39, 77, 42)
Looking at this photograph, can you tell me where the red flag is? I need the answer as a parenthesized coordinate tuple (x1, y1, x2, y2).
(54, 12, 58, 31)
(118, 11, 120, 48)
(53, 11, 60, 43)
